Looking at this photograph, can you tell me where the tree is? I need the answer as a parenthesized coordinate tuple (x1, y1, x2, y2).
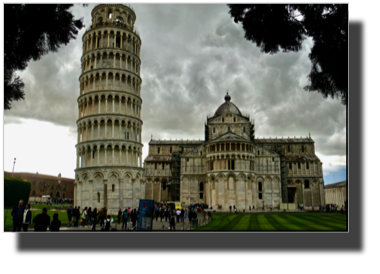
(4, 4, 85, 110)
(228, 4, 348, 105)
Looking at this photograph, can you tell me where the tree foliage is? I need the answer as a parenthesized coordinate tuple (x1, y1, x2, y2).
(4, 4, 85, 110)
(228, 4, 348, 105)
(4, 176, 31, 208)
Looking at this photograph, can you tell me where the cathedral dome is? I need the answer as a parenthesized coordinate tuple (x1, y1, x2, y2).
(214, 93, 242, 117)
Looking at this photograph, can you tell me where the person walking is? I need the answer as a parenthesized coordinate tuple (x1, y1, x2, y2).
(102, 215, 113, 231)
(184, 209, 187, 222)
(169, 210, 176, 231)
(98, 208, 104, 226)
(155, 207, 159, 222)
(181, 208, 184, 223)
(122, 209, 129, 230)
(189, 208, 193, 224)
(66, 205, 73, 227)
(11, 200, 25, 232)
(92, 208, 98, 231)
(229, 205, 232, 213)
(270, 205, 273, 211)
(234, 207, 237, 214)
(160, 208, 164, 222)
(74, 206, 80, 227)
(87, 207, 92, 227)
(49, 213, 61, 231)
(22, 204, 32, 232)
(164, 208, 169, 222)
(176, 208, 181, 223)
(33, 208, 51, 231)
(131, 209, 137, 230)
(117, 208, 122, 225)
(81, 207, 87, 227)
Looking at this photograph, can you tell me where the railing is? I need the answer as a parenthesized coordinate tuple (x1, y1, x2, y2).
(86, 21, 140, 36)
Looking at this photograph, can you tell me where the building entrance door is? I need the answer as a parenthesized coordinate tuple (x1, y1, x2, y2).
(287, 188, 296, 203)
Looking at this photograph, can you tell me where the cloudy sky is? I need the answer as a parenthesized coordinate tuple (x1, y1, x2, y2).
(3, 3, 346, 184)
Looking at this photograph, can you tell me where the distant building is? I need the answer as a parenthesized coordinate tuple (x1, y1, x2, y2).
(324, 180, 347, 209)
(4, 171, 74, 199)
(144, 93, 325, 210)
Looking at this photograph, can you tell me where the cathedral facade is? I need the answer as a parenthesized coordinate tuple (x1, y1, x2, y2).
(144, 93, 325, 210)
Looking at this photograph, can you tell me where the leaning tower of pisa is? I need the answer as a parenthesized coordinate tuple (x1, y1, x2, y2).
(74, 4, 144, 214)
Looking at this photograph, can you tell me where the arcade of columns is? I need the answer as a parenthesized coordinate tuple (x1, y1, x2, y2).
(74, 4, 144, 212)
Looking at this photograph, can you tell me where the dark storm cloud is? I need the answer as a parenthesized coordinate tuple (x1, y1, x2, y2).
(5, 4, 346, 159)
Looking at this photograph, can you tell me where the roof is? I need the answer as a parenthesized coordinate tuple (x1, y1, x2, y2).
(214, 93, 242, 117)
(144, 156, 172, 162)
(4, 171, 74, 182)
(209, 132, 249, 143)
(149, 140, 204, 145)
(324, 180, 346, 189)
(285, 155, 321, 162)
(255, 137, 314, 144)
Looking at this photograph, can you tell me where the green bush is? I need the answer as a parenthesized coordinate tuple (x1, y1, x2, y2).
(4, 176, 31, 208)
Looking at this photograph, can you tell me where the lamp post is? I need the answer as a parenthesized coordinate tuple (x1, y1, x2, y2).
(12, 158, 16, 176)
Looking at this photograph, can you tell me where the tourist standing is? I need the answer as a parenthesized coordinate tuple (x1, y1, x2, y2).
(181, 208, 184, 223)
(87, 207, 93, 227)
(122, 209, 129, 230)
(170, 210, 176, 231)
(160, 208, 164, 222)
(176, 208, 181, 223)
(155, 207, 159, 222)
(11, 200, 25, 232)
(98, 208, 104, 226)
(229, 205, 232, 212)
(203, 210, 206, 220)
(270, 205, 272, 211)
(118, 208, 122, 225)
(103, 215, 113, 231)
(74, 206, 80, 227)
(22, 204, 32, 232)
(184, 209, 187, 222)
(81, 207, 88, 227)
(164, 208, 169, 222)
(49, 213, 61, 231)
(33, 208, 51, 231)
(235, 207, 237, 214)
(189, 208, 193, 224)
(131, 209, 137, 230)
(67, 205, 73, 227)
(92, 208, 98, 231)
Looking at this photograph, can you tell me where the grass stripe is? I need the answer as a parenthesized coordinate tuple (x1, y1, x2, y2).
(257, 214, 276, 230)
(219, 213, 246, 230)
(300, 214, 346, 230)
(285, 214, 335, 230)
(232, 214, 251, 230)
(248, 213, 261, 230)
(265, 214, 291, 231)
(275, 214, 316, 230)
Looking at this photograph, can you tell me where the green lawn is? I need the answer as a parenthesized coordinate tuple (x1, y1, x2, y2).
(4, 210, 121, 231)
(194, 213, 347, 231)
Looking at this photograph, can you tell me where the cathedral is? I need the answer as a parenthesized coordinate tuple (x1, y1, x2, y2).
(144, 93, 325, 210)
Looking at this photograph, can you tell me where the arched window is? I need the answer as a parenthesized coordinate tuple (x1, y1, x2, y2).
(157, 147, 160, 154)
(222, 118, 224, 122)
(243, 127, 245, 133)
(302, 145, 304, 152)
(289, 163, 292, 170)
(97, 192, 100, 203)
(258, 182, 262, 192)
(258, 150, 260, 155)
(304, 180, 310, 188)
(199, 182, 204, 191)
(306, 162, 309, 169)
(234, 117, 236, 122)
(163, 182, 166, 190)
(287, 145, 290, 152)
(228, 127, 230, 131)
(112, 184, 115, 192)
(155, 163, 157, 170)
(108, 11, 112, 19)
(213, 127, 215, 133)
